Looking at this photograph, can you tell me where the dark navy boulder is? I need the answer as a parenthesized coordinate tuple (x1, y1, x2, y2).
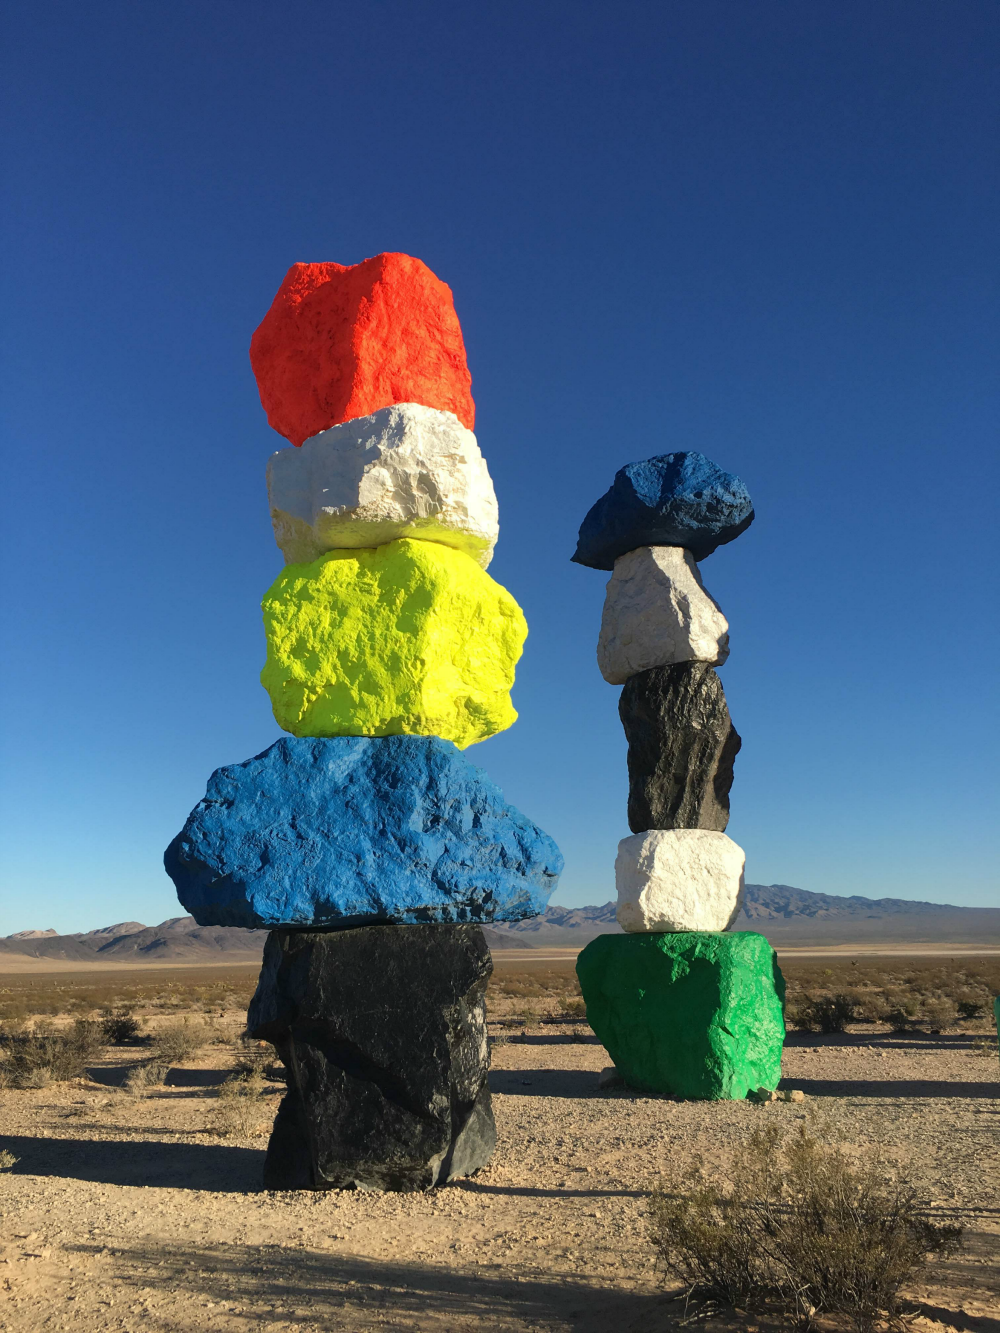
(572, 452, 754, 569)
(164, 735, 563, 929)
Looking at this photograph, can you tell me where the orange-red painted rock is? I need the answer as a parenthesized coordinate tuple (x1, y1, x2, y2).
(250, 254, 475, 446)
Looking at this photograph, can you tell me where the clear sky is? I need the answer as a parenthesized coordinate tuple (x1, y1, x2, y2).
(1, 2, 997, 934)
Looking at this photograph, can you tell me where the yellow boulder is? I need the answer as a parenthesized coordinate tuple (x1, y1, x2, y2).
(260, 539, 527, 748)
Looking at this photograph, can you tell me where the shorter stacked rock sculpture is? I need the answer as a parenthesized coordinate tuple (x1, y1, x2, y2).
(166, 254, 562, 1188)
(572, 454, 785, 1100)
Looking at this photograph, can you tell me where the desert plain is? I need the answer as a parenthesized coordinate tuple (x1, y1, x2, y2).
(0, 947, 997, 1333)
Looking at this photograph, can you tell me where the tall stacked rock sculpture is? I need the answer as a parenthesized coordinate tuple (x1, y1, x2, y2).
(572, 454, 785, 1100)
(165, 254, 563, 1189)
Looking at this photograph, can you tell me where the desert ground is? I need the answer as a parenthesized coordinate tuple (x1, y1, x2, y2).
(0, 950, 998, 1333)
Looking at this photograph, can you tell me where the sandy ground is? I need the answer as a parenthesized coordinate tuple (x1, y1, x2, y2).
(1, 1016, 998, 1333)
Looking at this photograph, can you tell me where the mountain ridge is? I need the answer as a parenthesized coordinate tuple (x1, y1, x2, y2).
(2, 885, 998, 960)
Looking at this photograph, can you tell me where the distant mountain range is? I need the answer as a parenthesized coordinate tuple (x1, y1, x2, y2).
(2, 884, 998, 963)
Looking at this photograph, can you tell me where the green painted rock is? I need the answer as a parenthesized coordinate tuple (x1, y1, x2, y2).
(576, 931, 785, 1100)
(260, 538, 527, 748)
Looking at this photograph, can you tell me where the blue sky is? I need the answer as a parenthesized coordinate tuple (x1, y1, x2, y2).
(1, 1, 997, 933)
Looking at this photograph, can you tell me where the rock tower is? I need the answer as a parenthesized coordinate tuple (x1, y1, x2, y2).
(572, 454, 785, 1099)
(165, 254, 563, 1188)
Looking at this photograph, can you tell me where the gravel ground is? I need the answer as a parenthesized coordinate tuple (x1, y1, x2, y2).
(0, 1021, 997, 1332)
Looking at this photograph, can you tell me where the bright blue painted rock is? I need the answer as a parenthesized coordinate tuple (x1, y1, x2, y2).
(572, 453, 754, 569)
(164, 736, 563, 929)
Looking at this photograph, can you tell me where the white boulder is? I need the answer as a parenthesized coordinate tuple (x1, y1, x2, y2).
(267, 403, 499, 568)
(596, 546, 729, 684)
(615, 828, 746, 933)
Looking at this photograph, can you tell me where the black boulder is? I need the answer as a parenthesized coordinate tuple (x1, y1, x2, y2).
(619, 662, 741, 833)
(248, 923, 496, 1191)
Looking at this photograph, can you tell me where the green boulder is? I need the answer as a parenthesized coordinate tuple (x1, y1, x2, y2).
(576, 931, 785, 1100)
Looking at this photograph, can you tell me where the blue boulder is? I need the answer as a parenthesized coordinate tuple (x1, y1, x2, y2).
(164, 736, 563, 929)
(572, 453, 754, 569)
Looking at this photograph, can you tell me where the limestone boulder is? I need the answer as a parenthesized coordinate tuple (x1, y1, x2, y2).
(576, 931, 785, 1099)
(619, 662, 741, 832)
(597, 546, 729, 685)
(164, 735, 562, 930)
(267, 403, 498, 568)
(248, 924, 495, 1190)
(250, 254, 474, 445)
(615, 828, 745, 932)
(260, 538, 526, 748)
(572, 452, 754, 569)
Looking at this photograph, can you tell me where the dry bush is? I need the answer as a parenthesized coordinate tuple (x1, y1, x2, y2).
(0, 1019, 104, 1088)
(787, 993, 857, 1033)
(231, 1037, 272, 1080)
(920, 996, 959, 1030)
(0, 1150, 17, 1172)
(100, 1008, 144, 1045)
(121, 1061, 168, 1099)
(215, 1074, 269, 1137)
(649, 1122, 962, 1332)
(150, 1020, 210, 1063)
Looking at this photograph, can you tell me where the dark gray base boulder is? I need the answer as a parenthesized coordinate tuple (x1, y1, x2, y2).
(248, 923, 496, 1191)
(619, 662, 741, 834)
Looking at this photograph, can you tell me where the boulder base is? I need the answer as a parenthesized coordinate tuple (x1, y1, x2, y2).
(268, 404, 498, 568)
(572, 452, 754, 569)
(248, 924, 496, 1191)
(250, 254, 475, 446)
(576, 931, 785, 1100)
(597, 546, 729, 685)
(164, 735, 562, 930)
(619, 663, 741, 832)
(260, 538, 526, 748)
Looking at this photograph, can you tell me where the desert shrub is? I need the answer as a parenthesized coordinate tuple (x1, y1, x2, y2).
(788, 993, 857, 1033)
(231, 1038, 272, 1080)
(121, 1060, 168, 1098)
(970, 1037, 999, 1058)
(0, 1019, 104, 1088)
(215, 1074, 269, 1137)
(885, 1007, 922, 1033)
(649, 1123, 962, 1333)
(920, 996, 958, 1030)
(100, 1008, 143, 1045)
(955, 990, 990, 1020)
(151, 1020, 209, 1063)
(0, 1150, 17, 1172)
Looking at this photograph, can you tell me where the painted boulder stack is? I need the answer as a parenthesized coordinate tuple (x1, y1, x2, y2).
(573, 454, 785, 1100)
(165, 254, 562, 1189)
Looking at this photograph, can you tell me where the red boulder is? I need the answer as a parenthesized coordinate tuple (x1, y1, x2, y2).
(250, 254, 475, 446)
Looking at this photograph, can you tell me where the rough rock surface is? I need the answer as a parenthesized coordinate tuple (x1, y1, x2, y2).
(260, 538, 526, 747)
(615, 828, 746, 933)
(164, 735, 562, 930)
(572, 452, 754, 569)
(619, 662, 741, 832)
(576, 931, 785, 1099)
(597, 546, 729, 684)
(267, 403, 498, 568)
(248, 924, 496, 1190)
(250, 254, 475, 446)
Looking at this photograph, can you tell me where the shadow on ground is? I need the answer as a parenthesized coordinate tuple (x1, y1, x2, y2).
(489, 1069, 600, 1098)
(66, 1238, 674, 1332)
(0, 1133, 266, 1191)
(780, 1078, 1000, 1099)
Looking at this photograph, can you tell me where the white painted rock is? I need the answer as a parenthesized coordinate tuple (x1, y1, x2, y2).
(596, 546, 729, 684)
(615, 828, 745, 932)
(267, 403, 499, 568)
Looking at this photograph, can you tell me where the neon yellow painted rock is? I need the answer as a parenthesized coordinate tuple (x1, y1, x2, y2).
(260, 538, 527, 748)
